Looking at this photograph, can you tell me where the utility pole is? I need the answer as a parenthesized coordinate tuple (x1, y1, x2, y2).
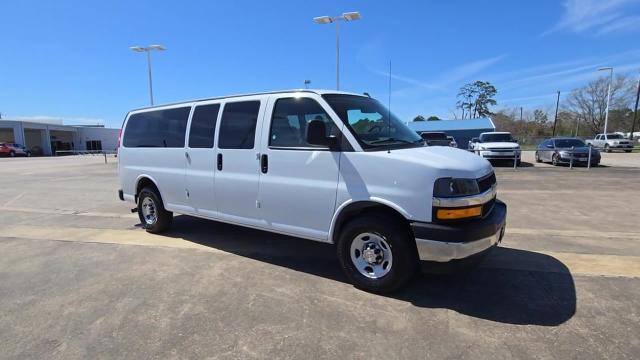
(520, 107, 523, 121)
(630, 76, 640, 141)
(552, 91, 560, 136)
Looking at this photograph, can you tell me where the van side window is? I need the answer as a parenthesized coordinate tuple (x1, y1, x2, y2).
(188, 104, 220, 148)
(123, 107, 191, 148)
(269, 97, 337, 148)
(218, 101, 261, 149)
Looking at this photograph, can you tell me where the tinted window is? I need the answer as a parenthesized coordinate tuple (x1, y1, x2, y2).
(479, 133, 514, 142)
(420, 132, 448, 140)
(189, 104, 220, 148)
(218, 101, 260, 149)
(270, 98, 337, 148)
(123, 107, 190, 148)
(555, 139, 586, 148)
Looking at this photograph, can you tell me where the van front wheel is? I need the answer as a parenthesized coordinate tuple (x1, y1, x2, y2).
(337, 215, 418, 293)
(138, 187, 172, 233)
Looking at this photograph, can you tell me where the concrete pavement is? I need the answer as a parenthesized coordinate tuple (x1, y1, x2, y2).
(0, 155, 639, 359)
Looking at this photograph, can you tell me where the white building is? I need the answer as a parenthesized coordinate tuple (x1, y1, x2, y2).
(0, 119, 119, 156)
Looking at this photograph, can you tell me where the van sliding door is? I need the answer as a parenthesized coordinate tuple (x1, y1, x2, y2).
(214, 98, 266, 227)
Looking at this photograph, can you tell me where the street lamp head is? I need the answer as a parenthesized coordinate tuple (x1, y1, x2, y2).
(129, 46, 145, 52)
(342, 12, 361, 21)
(148, 44, 166, 51)
(598, 67, 613, 71)
(313, 16, 333, 24)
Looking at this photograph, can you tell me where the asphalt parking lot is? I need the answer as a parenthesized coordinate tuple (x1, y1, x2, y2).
(1, 154, 639, 359)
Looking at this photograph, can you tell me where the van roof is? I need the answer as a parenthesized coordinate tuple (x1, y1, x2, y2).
(129, 89, 366, 112)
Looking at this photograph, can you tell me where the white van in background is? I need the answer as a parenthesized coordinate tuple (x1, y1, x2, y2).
(118, 90, 506, 293)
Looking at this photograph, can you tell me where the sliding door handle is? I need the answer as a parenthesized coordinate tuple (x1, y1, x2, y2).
(217, 153, 223, 171)
(260, 154, 268, 173)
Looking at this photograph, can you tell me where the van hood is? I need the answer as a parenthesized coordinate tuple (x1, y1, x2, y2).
(477, 142, 519, 149)
(385, 146, 493, 179)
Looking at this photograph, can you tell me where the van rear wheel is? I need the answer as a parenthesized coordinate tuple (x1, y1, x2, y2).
(337, 214, 418, 293)
(137, 187, 172, 233)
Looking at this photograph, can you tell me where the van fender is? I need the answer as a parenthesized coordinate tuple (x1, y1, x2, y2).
(328, 198, 413, 244)
(134, 174, 164, 205)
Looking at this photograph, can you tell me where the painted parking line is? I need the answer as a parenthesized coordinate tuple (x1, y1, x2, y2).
(0, 224, 223, 254)
(3, 206, 137, 219)
(507, 227, 639, 240)
(2, 224, 640, 279)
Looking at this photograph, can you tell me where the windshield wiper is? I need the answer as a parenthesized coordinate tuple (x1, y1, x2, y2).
(369, 137, 419, 145)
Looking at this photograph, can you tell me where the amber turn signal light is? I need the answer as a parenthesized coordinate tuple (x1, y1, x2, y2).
(436, 206, 482, 220)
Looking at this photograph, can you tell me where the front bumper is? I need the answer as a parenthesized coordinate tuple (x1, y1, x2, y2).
(411, 200, 507, 262)
(479, 150, 520, 159)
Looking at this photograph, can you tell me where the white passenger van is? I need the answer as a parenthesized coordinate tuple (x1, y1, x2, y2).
(118, 90, 506, 293)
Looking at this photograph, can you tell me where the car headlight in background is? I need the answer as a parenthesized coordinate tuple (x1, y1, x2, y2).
(434, 178, 480, 198)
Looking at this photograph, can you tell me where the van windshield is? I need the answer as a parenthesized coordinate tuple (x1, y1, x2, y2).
(322, 94, 424, 150)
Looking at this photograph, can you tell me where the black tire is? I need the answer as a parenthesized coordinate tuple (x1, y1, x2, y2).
(625, 149, 632, 153)
(516, 159, 521, 167)
(137, 187, 172, 233)
(604, 144, 611, 153)
(535, 152, 542, 163)
(9, 151, 15, 157)
(336, 214, 418, 293)
(552, 153, 560, 166)
(26, 151, 32, 157)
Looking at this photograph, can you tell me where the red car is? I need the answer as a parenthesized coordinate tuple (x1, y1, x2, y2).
(0, 143, 32, 157)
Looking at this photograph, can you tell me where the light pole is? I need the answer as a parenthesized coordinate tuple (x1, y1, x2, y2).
(598, 67, 613, 135)
(130, 45, 166, 105)
(313, 12, 361, 90)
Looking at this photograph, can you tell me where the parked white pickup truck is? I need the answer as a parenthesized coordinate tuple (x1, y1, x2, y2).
(585, 134, 633, 153)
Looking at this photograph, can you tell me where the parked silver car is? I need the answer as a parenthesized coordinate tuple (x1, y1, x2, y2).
(535, 138, 600, 166)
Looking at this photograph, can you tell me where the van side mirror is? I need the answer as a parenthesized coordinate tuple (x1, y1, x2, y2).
(307, 119, 329, 146)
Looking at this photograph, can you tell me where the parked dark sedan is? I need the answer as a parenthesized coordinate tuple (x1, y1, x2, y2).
(535, 138, 600, 166)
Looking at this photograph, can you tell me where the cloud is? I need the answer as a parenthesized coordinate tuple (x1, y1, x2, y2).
(542, 0, 640, 36)
(597, 15, 640, 34)
(368, 54, 507, 97)
(438, 54, 508, 86)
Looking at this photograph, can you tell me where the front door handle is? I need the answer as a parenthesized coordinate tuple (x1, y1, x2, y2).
(260, 154, 268, 173)
(217, 153, 223, 171)
(185, 151, 191, 163)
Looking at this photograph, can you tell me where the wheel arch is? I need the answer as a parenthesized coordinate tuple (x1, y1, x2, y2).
(134, 175, 164, 206)
(329, 199, 411, 244)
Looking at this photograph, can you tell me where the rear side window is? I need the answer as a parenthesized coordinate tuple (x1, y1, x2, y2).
(269, 97, 337, 148)
(218, 101, 261, 149)
(123, 107, 191, 148)
(188, 104, 220, 148)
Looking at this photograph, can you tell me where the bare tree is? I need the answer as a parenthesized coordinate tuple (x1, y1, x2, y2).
(565, 75, 633, 134)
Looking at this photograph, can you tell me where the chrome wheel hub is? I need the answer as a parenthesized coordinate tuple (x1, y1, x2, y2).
(350, 232, 393, 279)
(141, 197, 157, 225)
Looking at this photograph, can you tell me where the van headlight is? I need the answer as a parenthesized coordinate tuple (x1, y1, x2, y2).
(434, 178, 480, 198)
